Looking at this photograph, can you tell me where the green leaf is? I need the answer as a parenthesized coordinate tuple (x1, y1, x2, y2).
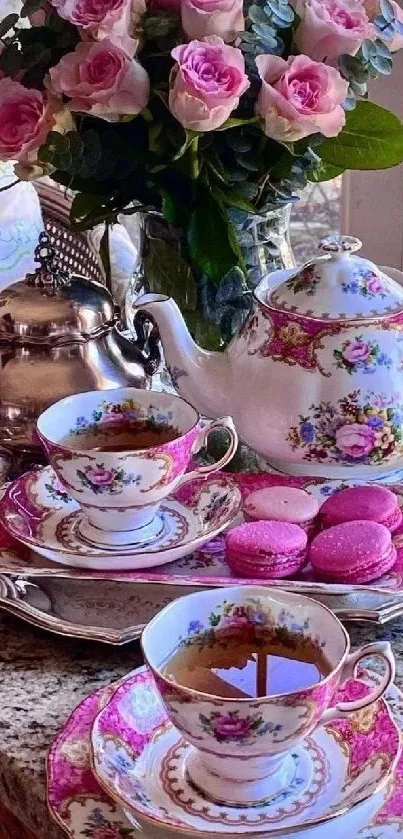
(212, 185, 256, 213)
(145, 237, 196, 307)
(70, 192, 112, 231)
(308, 162, 345, 182)
(319, 101, 403, 170)
(188, 190, 239, 285)
(0, 14, 19, 37)
(216, 117, 260, 131)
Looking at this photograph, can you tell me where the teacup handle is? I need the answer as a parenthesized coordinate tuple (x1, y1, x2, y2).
(321, 641, 395, 724)
(177, 417, 238, 486)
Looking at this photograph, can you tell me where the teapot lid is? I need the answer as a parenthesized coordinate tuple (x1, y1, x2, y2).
(0, 232, 116, 343)
(267, 235, 403, 321)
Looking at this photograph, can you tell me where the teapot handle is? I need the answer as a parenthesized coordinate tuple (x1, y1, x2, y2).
(131, 310, 161, 376)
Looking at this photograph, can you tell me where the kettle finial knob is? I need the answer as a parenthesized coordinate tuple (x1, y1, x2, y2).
(318, 235, 362, 256)
(26, 231, 70, 292)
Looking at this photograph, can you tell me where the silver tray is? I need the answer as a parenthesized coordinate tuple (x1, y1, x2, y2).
(2, 574, 403, 644)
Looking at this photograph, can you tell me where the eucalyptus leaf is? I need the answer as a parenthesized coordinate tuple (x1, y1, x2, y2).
(339, 53, 368, 83)
(320, 101, 403, 169)
(371, 55, 393, 73)
(227, 135, 253, 152)
(380, 0, 395, 21)
(20, 0, 43, 16)
(248, 5, 268, 23)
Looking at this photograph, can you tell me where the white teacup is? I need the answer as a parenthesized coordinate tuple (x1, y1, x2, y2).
(37, 388, 238, 548)
(142, 586, 395, 806)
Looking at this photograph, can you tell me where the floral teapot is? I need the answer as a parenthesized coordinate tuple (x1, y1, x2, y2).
(132, 236, 403, 480)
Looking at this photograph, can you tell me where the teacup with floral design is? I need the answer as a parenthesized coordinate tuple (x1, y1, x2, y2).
(142, 585, 395, 806)
(37, 388, 237, 548)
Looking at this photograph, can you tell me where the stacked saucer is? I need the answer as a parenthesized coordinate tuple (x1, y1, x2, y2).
(85, 586, 400, 839)
(89, 665, 400, 839)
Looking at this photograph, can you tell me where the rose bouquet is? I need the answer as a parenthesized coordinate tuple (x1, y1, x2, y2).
(0, 0, 403, 345)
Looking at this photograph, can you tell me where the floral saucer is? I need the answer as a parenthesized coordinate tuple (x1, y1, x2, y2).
(47, 664, 403, 839)
(0, 466, 241, 571)
(90, 668, 401, 838)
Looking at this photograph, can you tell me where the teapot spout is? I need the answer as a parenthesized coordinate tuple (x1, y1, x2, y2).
(130, 293, 231, 418)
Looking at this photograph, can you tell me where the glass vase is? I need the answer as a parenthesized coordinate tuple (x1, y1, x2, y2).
(126, 204, 295, 352)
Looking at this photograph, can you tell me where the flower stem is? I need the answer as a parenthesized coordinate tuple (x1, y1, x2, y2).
(189, 136, 200, 180)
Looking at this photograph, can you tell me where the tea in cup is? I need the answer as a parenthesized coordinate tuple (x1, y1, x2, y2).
(37, 388, 238, 549)
(142, 586, 395, 806)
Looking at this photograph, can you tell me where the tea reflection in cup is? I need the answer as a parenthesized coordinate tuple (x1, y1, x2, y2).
(142, 585, 395, 806)
(37, 388, 238, 549)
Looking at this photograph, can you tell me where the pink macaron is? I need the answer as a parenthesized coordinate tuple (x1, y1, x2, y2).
(309, 520, 397, 584)
(320, 485, 402, 533)
(243, 486, 319, 531)
(226, 520, 308, 579)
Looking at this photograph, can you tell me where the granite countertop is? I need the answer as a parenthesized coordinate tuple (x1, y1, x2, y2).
(1, 609, 403, 838)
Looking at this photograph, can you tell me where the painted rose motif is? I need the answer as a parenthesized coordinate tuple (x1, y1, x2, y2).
(333, 337, 392, 375)
(76, 463, 141, 494)
(285, 264, 320, 296)
(335, 423, 375, 459)
(287, 390, 403, 465)
(341, 268, 387, 299)
(199, 709, 282, 743)
(82, 805, 136, 837)
(342, 340, 371, 363)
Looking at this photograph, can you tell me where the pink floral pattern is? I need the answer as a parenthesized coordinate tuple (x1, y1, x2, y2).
(180, 599, 326, 658)
(69, 397, 177, 441)
(326, 680, 399, 781)
(334, 337, 392, 375)
(199, 709, 282, 743)
(287, 389, 403, 465)
(46, 669, 403, 839)
(341, 268, 387, 299)
(76, 463, 141, 495)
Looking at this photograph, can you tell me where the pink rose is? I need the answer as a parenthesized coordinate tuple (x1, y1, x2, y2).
(213, 714, 252, 740)
(342, 339, 371, 363)
(86, 467, 114, 486)
(49, 40, 149, 122)
(335, 423, 375, 458)
(181, 0, 244, 43)
(51, 0, 146, 56)
(255, 54, 348, 142)
(0, 79, 72, 178)
(169, 36, 250, 131)
(0, 80, 50, 161)
(366, 275, 383, 294)
(363, 0, 403, 51)
(292, 0, 373, 61)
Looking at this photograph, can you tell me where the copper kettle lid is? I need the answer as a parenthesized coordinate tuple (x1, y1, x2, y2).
(0, 232, 116, 343)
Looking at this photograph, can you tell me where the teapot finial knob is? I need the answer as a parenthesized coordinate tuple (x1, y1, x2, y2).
(318, 235, 362, 257)
(25, 231, 70, 292)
